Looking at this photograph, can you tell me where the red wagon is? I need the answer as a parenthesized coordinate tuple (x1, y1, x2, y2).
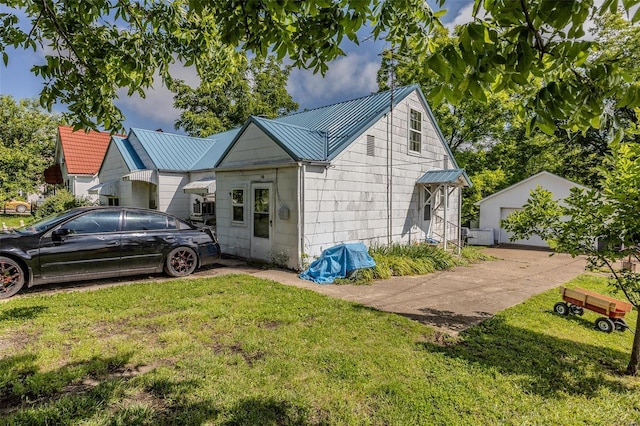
(554, 287, 633, 333)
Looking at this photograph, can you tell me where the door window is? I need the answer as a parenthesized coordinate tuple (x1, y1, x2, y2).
(123, 210, 176, 231)
(253, 188, 270, 239)
(62, 210, 121, 234)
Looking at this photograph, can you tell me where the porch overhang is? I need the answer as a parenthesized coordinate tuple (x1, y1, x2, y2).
(416, 169, 472, 188)
(88, 180, 119, 196)
(123, 169, 158, 185)
(183, 177, 216, 196)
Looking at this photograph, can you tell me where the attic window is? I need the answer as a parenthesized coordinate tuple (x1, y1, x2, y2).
(367, 135, 375, 156)
(409, 109, 422, 153)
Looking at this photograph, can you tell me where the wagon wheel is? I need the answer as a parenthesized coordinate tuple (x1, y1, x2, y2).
(614, 319, 629, 332)
(569, 305, 584, 316)
(554, 302, 569, 316)
(595, 317, 615, 333)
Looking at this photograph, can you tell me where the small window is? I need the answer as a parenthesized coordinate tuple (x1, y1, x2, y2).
(367, 135, 375, 156)
(232, 189, 245, 223)
(123, 210, 176, 231)
(409, 109, 422, 153)
(108, 197, 119, 206)
(62, 210, 121, 234)
(423, 187, 432, 221)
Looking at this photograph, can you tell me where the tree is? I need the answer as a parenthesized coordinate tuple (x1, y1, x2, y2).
(501, 141, 640, 375)
(0, 96, 61, 202)
(172, 55, 298, 137)
(6, 0, 639, 132)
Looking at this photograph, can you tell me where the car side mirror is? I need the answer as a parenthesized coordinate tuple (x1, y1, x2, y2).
(52, 228, 71, 242)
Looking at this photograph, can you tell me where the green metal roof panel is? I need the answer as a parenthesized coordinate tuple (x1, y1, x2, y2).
(417, 169, 472, 187)
(131, 128, 217, 171)
(113, 136, 146, 171)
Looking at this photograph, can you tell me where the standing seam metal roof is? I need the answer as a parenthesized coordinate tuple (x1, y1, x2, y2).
(131, 128, 218, 171)
(113, 136, 146, 171)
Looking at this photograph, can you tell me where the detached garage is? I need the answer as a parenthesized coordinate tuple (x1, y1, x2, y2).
(477, 171, 587, 248)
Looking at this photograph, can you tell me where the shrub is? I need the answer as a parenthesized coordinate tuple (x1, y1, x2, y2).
(35, 190, 93, 219)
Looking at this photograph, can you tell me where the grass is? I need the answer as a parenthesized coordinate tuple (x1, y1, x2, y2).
(336, 244, 494, 284)
(0, 215, 32, 229)
(0, 273, 638, 425)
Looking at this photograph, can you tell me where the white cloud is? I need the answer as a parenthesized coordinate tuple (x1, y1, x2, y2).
(115, 62, 200, 127)
(445, 2, 476, 31)
(287, 53, 380, 109)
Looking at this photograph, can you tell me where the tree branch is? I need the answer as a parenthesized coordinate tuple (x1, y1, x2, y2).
(519, 0, 546, 57)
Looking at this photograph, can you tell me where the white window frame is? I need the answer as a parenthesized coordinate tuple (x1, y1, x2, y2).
(231, 187, 246, 224)
(409, 109, 422, 154)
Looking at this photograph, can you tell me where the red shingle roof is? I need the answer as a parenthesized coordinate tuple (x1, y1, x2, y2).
(58, 126, 113, 175)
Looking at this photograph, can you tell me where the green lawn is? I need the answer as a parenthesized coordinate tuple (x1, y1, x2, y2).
(0, 215, 32, 229)
(0, 273, 637, 425)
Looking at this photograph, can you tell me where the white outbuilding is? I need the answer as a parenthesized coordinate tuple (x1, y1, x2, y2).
(477, 171, 587, 247)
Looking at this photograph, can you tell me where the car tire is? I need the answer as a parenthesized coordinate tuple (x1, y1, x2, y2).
(0, 256, 25, 299)
(15, 204, 27, 213)
(164, 247, 198, 277)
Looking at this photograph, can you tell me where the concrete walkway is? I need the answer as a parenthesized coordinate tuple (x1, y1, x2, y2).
(208, 246, 587, 334)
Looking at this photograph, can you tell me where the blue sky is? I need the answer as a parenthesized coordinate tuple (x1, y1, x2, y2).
(0, 2, 474, 134)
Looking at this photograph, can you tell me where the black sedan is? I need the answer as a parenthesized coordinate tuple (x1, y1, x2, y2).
(0, 207, 221, 299)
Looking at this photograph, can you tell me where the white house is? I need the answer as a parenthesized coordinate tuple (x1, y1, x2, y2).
(44, 126, 113, 201)
(91, 128, 236, 221)
(477, 171, 587, 247)
(213, 85, 471, 269)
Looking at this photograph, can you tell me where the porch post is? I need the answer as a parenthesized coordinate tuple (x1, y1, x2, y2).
(443, 183, 448, 250)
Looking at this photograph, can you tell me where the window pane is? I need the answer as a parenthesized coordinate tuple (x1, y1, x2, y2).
(233, 206, 244, 222)
(232, 189, 244, 205)
(254, 188, 269, 213)
(63, 210, 120, 234)
(123, 211, 172, 231)
(254, 213, 269, 238)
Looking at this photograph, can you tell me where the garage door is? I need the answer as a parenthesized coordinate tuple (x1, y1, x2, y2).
(499, 208, 548, 247)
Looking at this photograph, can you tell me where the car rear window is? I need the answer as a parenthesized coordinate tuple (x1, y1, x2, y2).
(123, 211, 177, 231)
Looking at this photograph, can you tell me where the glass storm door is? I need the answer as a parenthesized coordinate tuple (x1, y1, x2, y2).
(250, 183, 273, 261)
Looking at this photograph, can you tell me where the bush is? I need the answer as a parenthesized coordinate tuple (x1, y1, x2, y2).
(35, 190, 93, 219)
(335, 243, 494, 285)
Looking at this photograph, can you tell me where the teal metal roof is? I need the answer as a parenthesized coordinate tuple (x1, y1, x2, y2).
(251, 117, 327, 160)
(417, 169, 472, 187)
(215, 84, 461, 168)
(131, 128, 217, 171)
(191, 128, 240, 170)
(112, 136, 146, 171)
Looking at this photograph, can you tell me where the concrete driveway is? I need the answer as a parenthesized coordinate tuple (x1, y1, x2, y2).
(214, 246, 587, 334)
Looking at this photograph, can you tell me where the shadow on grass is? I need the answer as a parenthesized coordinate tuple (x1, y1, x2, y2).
(400, 307, 493, 332)
(0, 306, 48, 322)
(421, 316, 632, 398)
(220, 397, 318, 426)
(1, 352, 134, 420)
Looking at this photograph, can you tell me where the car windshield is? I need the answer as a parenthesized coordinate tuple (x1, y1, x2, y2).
(15, 210, 82, 235)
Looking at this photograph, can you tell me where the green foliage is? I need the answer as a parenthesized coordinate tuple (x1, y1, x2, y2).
(0, 274, 637, 423)
(501, 142, 640, 374)
(172, 55, 299, 137)
(34, 190, 93, 219)
(336, 244, 492, 285)
(0, 96, 61, 202)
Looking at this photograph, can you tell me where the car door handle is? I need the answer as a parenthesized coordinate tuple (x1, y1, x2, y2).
(107, 241, 120, 246)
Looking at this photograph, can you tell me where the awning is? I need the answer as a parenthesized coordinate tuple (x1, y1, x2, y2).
(122, 169, 158, 185)
(88, 180, 119, 196)
(44, 164, 63, 184)
(417, 169, 472, 188)
(183, 177, 216, 195)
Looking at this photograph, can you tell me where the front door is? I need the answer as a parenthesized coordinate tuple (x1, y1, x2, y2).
(422, 186, 433, 237)
(250, 183, 273, 261)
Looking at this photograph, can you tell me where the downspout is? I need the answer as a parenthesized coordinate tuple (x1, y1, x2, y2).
(443, 183, 448, 250)
(298, 163, 304, 270)
(457, 187, 462, 255)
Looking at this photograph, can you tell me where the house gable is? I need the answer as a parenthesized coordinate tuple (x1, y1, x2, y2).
(217, 122, 295, 169)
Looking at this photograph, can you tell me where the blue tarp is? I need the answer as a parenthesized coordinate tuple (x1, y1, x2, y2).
(299, 242, 376, 284)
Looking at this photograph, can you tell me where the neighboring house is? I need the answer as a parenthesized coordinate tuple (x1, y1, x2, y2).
(477, 171, 587, 247)
(44, 126, 113, 201)
(91, 128, 236, 220)
(213, 84, 471, 269)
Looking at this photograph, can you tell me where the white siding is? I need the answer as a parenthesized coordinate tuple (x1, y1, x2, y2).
(221, 124, 292, 168)
(302, 92, 461, 258)
(98, 144, 133, 206)
(478, 172, 584, 247)
(216, 167, 300, 269)
(72, 175, 99, 201)
(158, 172, 190, 219)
